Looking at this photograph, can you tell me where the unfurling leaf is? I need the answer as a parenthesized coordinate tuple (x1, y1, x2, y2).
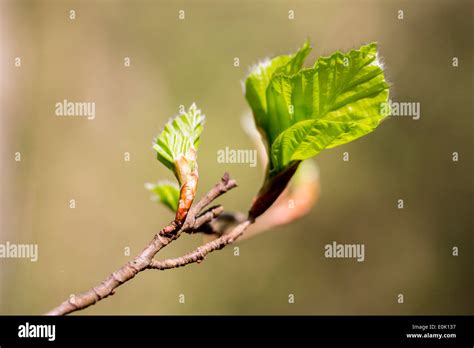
(145, 181, 180, 212)
(153, 103, 205, 183)
(151, 103, 205, 225)
(245, 42, 390, 218)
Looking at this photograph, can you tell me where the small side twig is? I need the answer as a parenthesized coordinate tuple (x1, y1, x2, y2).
(149, 218, 253, 270)
(181, 172, 236, 231)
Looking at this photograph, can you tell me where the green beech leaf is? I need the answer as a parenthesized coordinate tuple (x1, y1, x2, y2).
(245, 42, 389, 176)
(145, 181, 180, 212)
(153, 103, 205, 180)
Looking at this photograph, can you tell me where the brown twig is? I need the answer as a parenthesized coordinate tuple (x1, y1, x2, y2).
(148, 218, 253, 270)
(46, 173, 237, 316)
(46, 166, 318, 315)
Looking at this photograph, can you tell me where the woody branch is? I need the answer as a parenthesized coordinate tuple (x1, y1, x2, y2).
(46, 173, 237, 316)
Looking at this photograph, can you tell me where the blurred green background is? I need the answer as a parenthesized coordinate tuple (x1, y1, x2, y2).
(0, 0, 472, 315)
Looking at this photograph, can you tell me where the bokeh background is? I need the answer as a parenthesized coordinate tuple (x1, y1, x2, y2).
(0, 0, 472, 315)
